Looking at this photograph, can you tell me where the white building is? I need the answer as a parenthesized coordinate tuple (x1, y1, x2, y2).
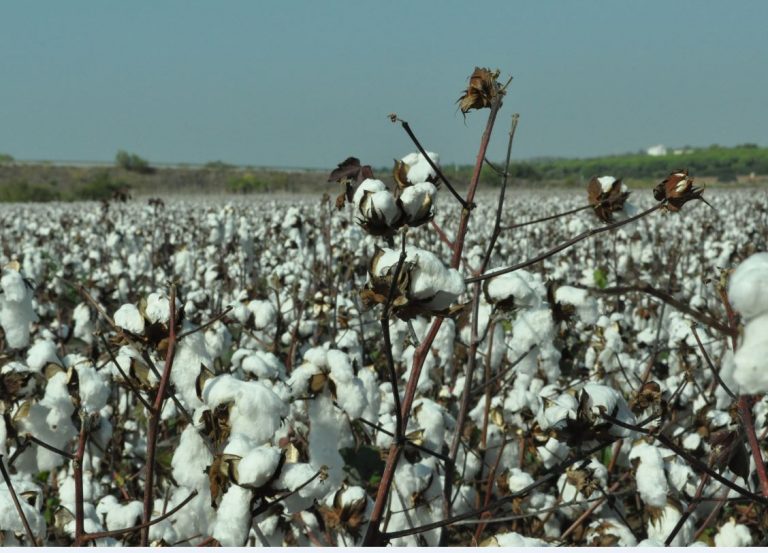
(646, 144, 668, 156)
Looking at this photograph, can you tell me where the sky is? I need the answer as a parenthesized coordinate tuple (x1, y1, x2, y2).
(1, 1, 767, 168)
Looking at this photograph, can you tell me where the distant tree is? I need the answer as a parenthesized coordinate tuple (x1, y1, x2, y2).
(115, 150, 154, 174)
(0, 153, 14, 164)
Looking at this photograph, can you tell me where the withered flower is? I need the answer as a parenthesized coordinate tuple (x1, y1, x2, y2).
(457, 67, 504, 114)
(328, 157, 374, 210)
(653, 169, 706, 212)
(319, 488, 369, 539)
(587, 176, 631, 223)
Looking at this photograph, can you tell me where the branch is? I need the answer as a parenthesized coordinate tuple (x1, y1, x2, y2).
(0, 455, 37, 544)
(466, 203, 663, 284)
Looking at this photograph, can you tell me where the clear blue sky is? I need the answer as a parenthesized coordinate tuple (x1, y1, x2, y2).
(1, 1, 767, 168)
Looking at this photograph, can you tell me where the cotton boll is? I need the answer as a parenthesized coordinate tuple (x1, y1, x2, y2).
(399, 182, 436, 224)
(629, 442, 668, 507)
(308, 392, 344, 489)
(114, 303, 145, 334)
(728, 252, 768, 321)
(26, 339, 62, 371)
(582, 383, 636, 438)
(732, 314, 768, 393)
(75, 361, 110, 413)
(0, 269, 37, 349)
(212, 486, 253, 546)
(0, 473, 46, 541)
(714, 518, 753, 546)
(105, 500, 143, 531)
(485, 271, 538, 307)
(555, 285, 599, 325)
(405, 152, 439, 184)
(72, 302, 94, 343)
(172, 325, 214, 408)
(241, 351, 283, 380)
(646, 503, 694, 546)
(248, 299, 276, 330)
(172, 424, 214, 489)
(145, 292, 172, 324)
(585, 518, 637, 546)
(237, 446, 282, 488)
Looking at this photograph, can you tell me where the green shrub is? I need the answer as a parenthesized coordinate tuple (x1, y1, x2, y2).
(0, 153, 14, 164)
(228, 173, 267, 193)
(0, 181, 61, 202)
(75, 172, 129, 200)
(115, 150, 153, 174)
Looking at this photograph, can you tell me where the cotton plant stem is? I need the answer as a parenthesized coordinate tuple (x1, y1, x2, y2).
(363, 98, 504, 546)
(0, 455, 37, 544)
(140, 285, 178, 546)
(501, 204, 593, 231)
(466, 203, 663, 284)
(73, 417, 89, 546)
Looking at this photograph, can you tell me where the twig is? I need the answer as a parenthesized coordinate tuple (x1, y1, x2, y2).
(176, 306, 233, 340)
(466, 203, 663, 284)
(691, 326, 736, 400)
(0, 454, 37, 544)
(99, 334, 153, 412)
(391, 116, 467, 209)
(140, 284, 178, 546)
(501, 204, 593, 231)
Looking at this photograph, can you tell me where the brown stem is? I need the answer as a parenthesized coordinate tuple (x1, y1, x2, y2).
(466, 203, 663, 284)
(0, 454, 37, 544)
(737, 396, 768, 497)
(177, 305, 233, 340)
(140, 285, 177, 546)
(501, 204, 593, 231)
(73, 416, 89, 546)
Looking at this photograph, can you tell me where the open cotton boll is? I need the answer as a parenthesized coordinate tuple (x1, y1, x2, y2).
(26, 339, 62, 371)
(728, 252, 768, 321)
(555, 286, 599, 325)
(0, 473, 46, 541)
(212, 485, 253, 546)
(238, 446, 282, 488)
(582, 383, 636, 437)
(72, 302, 94, 343)
(714, 518, 753, 546)
(646, 503, 694, 546)
(308, 392, 345, 488)
(405, 152, 439, 184)
(585, 518, 637, 546)
(114, 303, 145, 334)
(145, 292, 171, 324)
(171, 326, 214, 408)
(629, 442, 668, 507)
(0, 269, 36, 349)
(399, 182, 436, 222)
(105, 500, 143, 531)
(241, 351, 283, 380)
(75, 361, 110, 413)
(248, 299, 276, 329)
(598, 175, 620, 193)
(352, 178, 386, 206)
(732, 314, 768, 393)
(485, 271, 538, 307)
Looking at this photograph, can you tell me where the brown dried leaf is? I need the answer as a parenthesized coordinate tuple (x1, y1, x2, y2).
(458, 67, 503, 114)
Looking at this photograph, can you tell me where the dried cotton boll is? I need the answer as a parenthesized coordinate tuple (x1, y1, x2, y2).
(114, 303, 145, 335)
(728, 252, 768, 321)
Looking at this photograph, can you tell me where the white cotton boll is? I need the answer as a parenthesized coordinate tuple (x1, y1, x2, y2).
(405, 152, 439, 184)
(485, 271, 538, 307)
(399, 182, 436, 222)
(367, 190, 400, 223)
(308, 392, 344, 489)
(537, 437, 570, 469)
(241, 351, 282, 380)
(172, 424, 214, 489)
(646, 503, 694, 546)
(114, 303, 145, 334)
(585, 518, 637, 546)
(413, 398, 446, 452)
(557, 458, 608, 517)
(75, 362, 110, 413)
(171, 326, 213, 409)
(629, 442, 668, 507)
(513, 308, 555, 353)
(714, 518, 753, 546)
(352, 178, 386, 206)
(223, 433, 260, 457)
(276, 462, 330, 513)
(145, 292, 171, 324)
(555, 286, 599, 325)
(248, 300, 276, 329)
(26, 339, 61, 371)
(0, 270, 36, 349)
(238, 446, 282, 488)
(506, 468, 534, 491)
(485, 532, 549, 546)
(0, 473, 46, 541)
(539, 392, 578, 432)
(105, 500, 143, 531)
(732, 314, 768, 393)
(598, 175, 617, 193)
(212, 486, 253, 546)
(72, 302, 94, 343)
(728, 252, 768, 321)
(582, 383, 636, 438)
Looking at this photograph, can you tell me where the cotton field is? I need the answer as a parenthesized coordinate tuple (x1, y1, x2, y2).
(1, 181, 767, 546)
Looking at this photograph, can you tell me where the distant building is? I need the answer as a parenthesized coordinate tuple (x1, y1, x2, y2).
(646, 144, 667, 156)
